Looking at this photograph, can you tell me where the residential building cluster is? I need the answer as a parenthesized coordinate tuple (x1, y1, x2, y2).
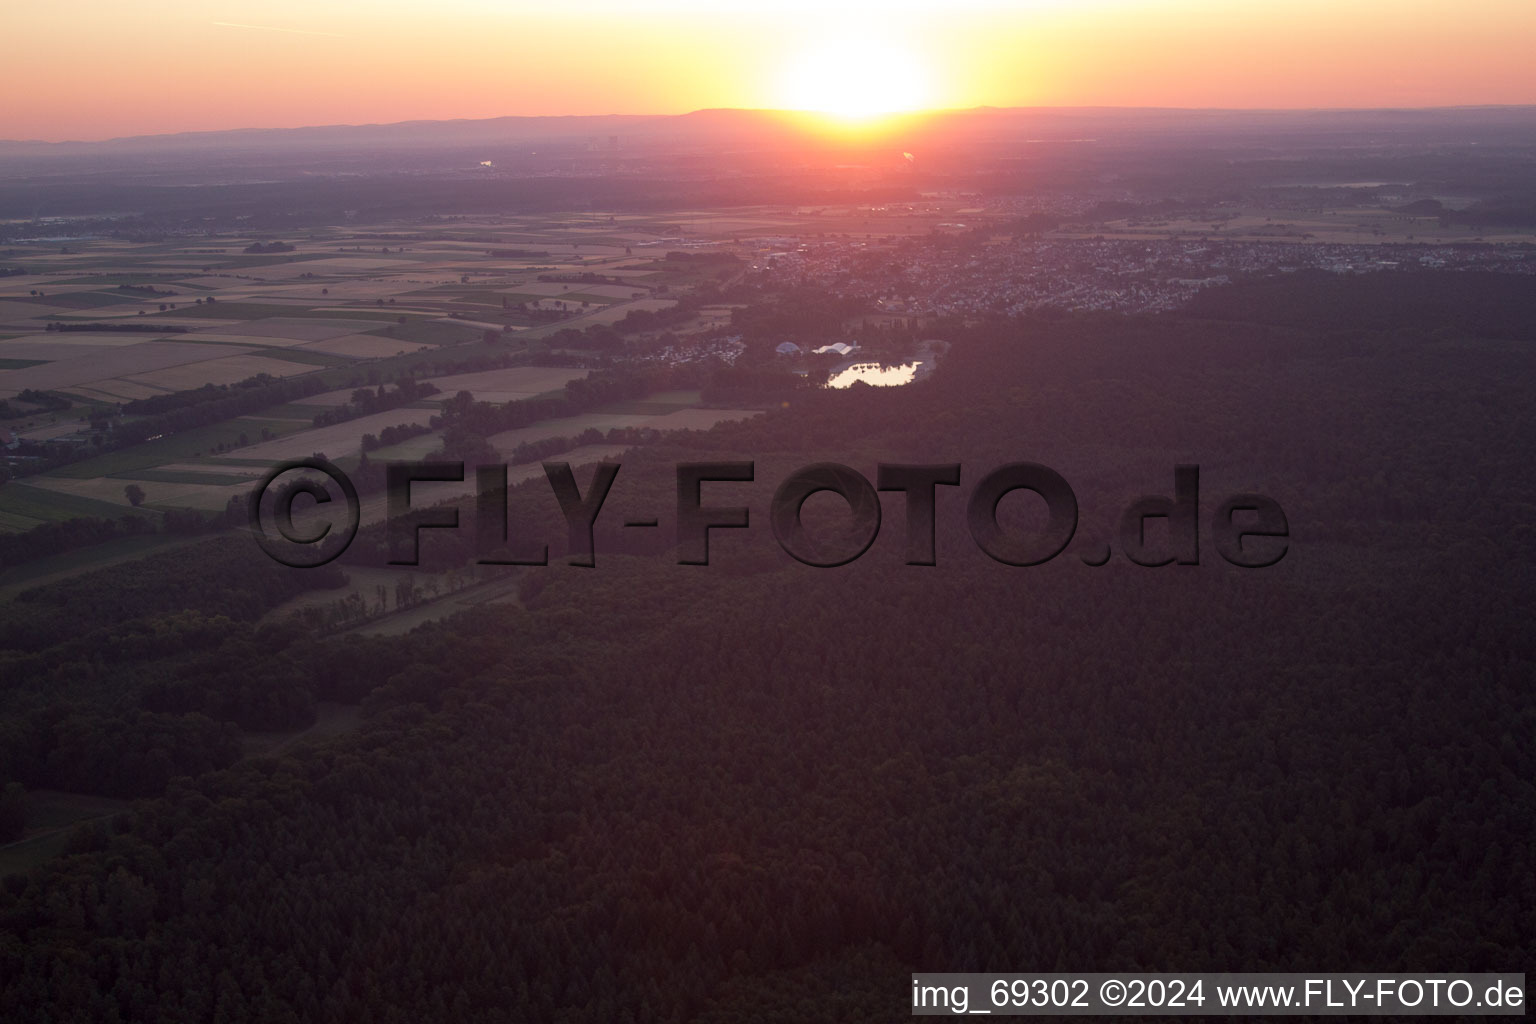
(745, 234, 1535, 316)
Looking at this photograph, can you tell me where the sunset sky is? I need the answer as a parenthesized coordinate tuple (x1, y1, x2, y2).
(6, 0, 1536, 141)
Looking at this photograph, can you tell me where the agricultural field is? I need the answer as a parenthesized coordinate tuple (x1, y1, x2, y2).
(285, 442, 637, 537)
(228, 407, 443, 463)
(0, 337, 277, 398)
(42, 416, 312, 479)
(0, 480, 157, 531)
(24, 470, 254, 514)
(414, 366, 592, 404)
(301, 334, 431, 359)
(0, 214, 775, 559)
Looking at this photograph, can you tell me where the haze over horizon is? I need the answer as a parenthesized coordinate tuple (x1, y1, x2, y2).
(7, 0, 1536, 143)
(7, 101, 1536, 149)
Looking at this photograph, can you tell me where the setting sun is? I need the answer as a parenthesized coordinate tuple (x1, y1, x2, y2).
(775, 37, 935, 118)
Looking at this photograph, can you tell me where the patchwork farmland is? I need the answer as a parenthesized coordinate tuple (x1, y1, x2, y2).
(0, 214, 768, 564)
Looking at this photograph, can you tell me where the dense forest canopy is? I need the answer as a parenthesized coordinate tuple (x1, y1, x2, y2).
(0, 272, 1532, 1021)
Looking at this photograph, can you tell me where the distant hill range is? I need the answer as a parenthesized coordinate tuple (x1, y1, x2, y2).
(3, 106, 1534, 225)
(4, 105, 1535, 158)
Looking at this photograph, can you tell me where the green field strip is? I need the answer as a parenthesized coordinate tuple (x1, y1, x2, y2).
(202, 457, 285, 467)
(243, 348, 351, 367)
(108, 469, 257, 486)
(307, 337, 523, 388)
(202, 253, 337, 270)
(260, 402, 333, 418)
(0, 509, 42, 531)
(26, 291, 135, 310)
(284, 309, 417, 322)
(151, 302, 313, 320)
(364, 319, 482, 346)
(44, 416, 312, 479)
(0, 481, 159, 529)
(46, 274, 190, 286)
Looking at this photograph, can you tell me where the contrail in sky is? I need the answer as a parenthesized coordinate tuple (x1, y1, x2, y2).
(211, 21, 346, 38)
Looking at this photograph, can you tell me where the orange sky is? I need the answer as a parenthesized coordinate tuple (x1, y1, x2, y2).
(5, 0, 1535, 141)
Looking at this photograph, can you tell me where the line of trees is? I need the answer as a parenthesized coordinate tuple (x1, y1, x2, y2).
(114, 375, 329, 446)
(311, 378, 439, 428)
(44, 322, 189, 333)
(360, 421, 434, 452)
(0, 389, 71, 420)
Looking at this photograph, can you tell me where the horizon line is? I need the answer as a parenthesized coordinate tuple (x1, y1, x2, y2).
(4, 102, 1536, 148)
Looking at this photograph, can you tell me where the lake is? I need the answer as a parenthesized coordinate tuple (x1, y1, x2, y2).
(825, 361, 928, 389)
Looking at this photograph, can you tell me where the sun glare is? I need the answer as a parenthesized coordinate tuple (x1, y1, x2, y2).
(776, 38, 935, 118)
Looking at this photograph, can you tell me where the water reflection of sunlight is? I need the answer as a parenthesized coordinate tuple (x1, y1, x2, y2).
(825, 361, 924, 388)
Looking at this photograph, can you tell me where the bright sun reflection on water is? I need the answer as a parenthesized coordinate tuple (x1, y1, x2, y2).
(825, 361, 925, 388)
